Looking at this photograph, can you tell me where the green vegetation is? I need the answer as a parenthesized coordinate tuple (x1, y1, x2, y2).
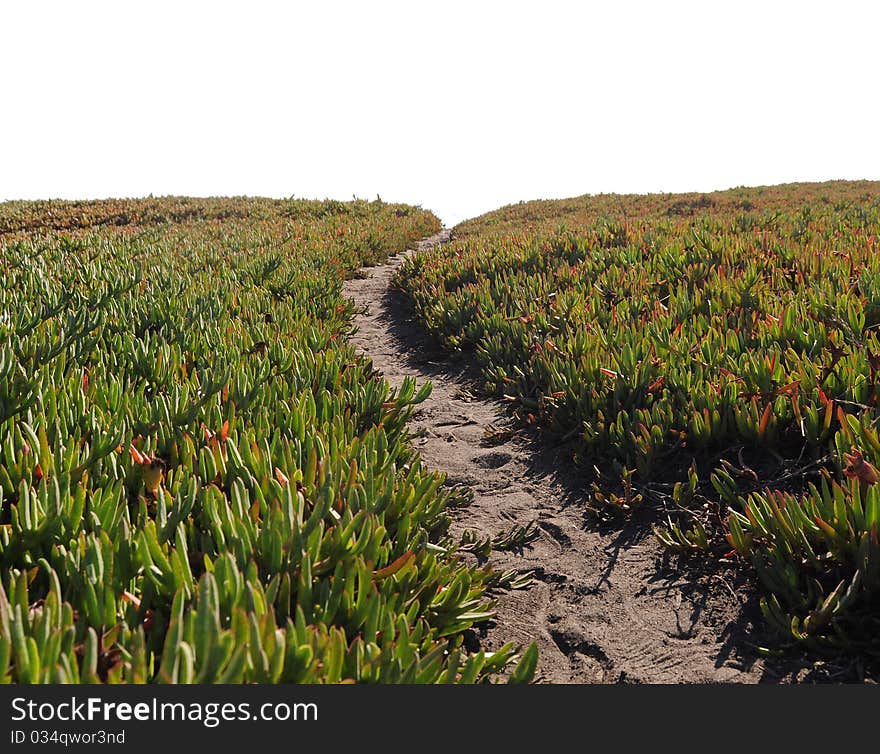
(396, 181, 880, 659)
(0, 197, 533, 683)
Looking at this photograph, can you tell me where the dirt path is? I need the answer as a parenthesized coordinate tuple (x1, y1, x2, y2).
(343, 231, 780, 683)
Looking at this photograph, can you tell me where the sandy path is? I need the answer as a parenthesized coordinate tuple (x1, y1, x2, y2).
(343, 231, 778, 683)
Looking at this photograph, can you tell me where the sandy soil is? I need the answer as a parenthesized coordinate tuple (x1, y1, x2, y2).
(342, 231, 849, 683)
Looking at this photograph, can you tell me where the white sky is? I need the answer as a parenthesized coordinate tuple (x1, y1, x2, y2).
(1, 1, 878, 226)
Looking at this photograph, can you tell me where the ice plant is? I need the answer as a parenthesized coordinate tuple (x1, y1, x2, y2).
(395, 181, 880, 658)
(0, 196, 535, 684)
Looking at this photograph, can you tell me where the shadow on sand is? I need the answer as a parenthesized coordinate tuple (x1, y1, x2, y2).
(354, 253, 869, 684)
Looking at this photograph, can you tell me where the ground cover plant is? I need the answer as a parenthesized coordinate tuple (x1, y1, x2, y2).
(395, 181, 880, 660)
(0, 196, 537, 683)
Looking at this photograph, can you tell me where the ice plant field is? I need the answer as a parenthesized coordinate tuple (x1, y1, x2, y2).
(0, 197, 537, 683)
(396, 181, 880, 660)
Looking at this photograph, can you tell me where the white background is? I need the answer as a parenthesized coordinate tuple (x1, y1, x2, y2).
(1, 1, 877, 225)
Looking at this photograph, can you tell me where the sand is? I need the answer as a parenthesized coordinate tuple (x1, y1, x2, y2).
(342, 231, 852, 683)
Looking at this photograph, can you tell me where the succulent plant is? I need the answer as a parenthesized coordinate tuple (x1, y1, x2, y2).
(0, 197, 535, 684)
(396, 182, 880, 657)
